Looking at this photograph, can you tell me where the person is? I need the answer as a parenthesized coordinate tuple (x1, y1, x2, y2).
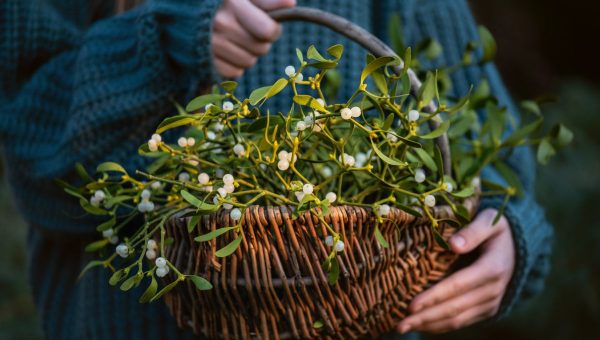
(0, 0, 553, 338)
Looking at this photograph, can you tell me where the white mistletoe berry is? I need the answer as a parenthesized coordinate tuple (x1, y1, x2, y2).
(296, 72, 304, 81)
(178, 172, 190, 182)
(233, 144, 245, 157)
(339, 153, 355, 167)
(415, 168, 426, 183)
(223, 203, 233, 210)
(278, 159, 290, 171)
(222, 101, 234, 112)
(321, 166, 333, 177)
(278, 150, 289, 161)
(186, 137, 196, 147)
(205, 103, 214, 111)
(147, 239, 157, 250)
(145, 249, 157, 260)
(296, 121, 307, 131)
(224, 183, 235, 194)
(116, 244, 128, 258)
(141, 189, 151, 200)
(102, 228, 114, 238)
(94, 190, 105, 200)
(155, 257, 167, 268)
(230, 208, 242, 221)
(223, 174, 234, 185)
(178, 137, 188, 148)
(377, 204, 391, 216)
(444, 182, 454, 193)
(408, 110, 420, 122)
(325, 235, 334, 246)
(302, 183, 314, 195)
(198, 173, 210, 185)
(151, 181, 161, 190)
(147, 139, 158, 152)
(284, 65, 296, 77)
(156, 266, 169, 278)
(151, 133, 162, 142)
(334, 240, 345, 252)
(424, 195, 436, 207)
(355, 152, 368, 168)
(206, 131, 216, 140)
(386, 132, 398, 143)
(90, 196, 101, 207)
(214, 122, 224, 131)
(350, 106, 362, 118)
(340, 108, 352, 120)
(325, 192, 337, 203)
(217, 187, 227, 198)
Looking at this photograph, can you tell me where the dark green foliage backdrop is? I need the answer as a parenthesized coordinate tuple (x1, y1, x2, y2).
(1, 1, 598, 338)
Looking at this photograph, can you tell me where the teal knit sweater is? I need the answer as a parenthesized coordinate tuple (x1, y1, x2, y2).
(0, 0, 552, 338)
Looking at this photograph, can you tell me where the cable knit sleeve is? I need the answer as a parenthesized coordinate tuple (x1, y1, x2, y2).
(377, 0, 554, 319)
(0, 0, 222, 233)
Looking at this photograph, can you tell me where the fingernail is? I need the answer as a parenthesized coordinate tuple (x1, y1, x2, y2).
(399, 324, 411, 334)
(451, 235, 465, 248)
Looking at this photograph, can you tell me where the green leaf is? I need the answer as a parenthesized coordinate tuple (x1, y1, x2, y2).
(194, 226, 236, 242)
(64, 187, 86, 200)
(120, 274, 141, 291)
(186, 94, 224, 112)
(75, 163, 94, 182)
(494, 161, 524, 196)
(382, 113, 395, 131)
(84, 239, 109, 253)
(109, 269, 127, 286)
(215, 234, 242, 257)
(432, 228, 450, 250)
(420, 120, 450, 139)
(187, 214, 200, 233)
(478, 26, 497, 64)
(451, 187, 475, 198)
(180, 190, 219, 213)
(293, 95, 326, 112)
(139, 276, 158, 303)
(96, 162, 127, 174)
(371, 141, 406, 167)
(422, 39, 442, 60)
(550, 124, 574, 148)
(249, 86, 271, 106)
(150, 280, 180, 302)
(402, 47, 412, 75)
(414, 148, 438, 172)
(307, 45, 327, 62)
(520, 100, 541, 116)
(188, 275, 213, 290)
(156, 116, 197, 134)
(501, 119, 542, 147)
(360, 56, 397, 84)
(396, 204, 422, 217)
(418, 72, 436, 106)
(326, 44, 344, 60)
(220, 81, 237, 93)
(446, 92, 471, 113)
(374, 225, 389, 248)
(77, 260, 104, 281)
(389, 14, 405, 54)
(245, 115, 286, 133)
(295, 48, 304, 63)
(448, 110, 477, 138)
(313, 320, 324, 329)
(79, 198, 108, 215)
(537, 138, 556, 165)
(433, 145, 445, 181)
(326, 258, 340, 285)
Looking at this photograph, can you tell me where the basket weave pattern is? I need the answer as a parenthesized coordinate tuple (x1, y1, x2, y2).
(163, 200, 476, 339)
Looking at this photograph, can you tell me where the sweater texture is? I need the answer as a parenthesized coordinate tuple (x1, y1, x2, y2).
(0, 0, 553, 338)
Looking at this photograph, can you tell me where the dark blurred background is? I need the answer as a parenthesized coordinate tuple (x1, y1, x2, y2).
(1, 0, 598, 339)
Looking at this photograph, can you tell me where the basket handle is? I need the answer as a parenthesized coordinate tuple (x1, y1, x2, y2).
(269, 7, 452, 176)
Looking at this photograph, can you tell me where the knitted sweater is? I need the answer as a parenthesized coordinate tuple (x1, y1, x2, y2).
(0, 0, 553, 338)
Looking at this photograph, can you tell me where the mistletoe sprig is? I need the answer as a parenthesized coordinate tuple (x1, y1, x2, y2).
(63, 42, 571, 301)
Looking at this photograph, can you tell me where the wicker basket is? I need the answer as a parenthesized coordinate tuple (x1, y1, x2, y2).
(161, 7, 479, 339)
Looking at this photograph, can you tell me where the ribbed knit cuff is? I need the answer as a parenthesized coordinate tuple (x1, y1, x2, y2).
(146, 0, 222, 83)
(479, 168, 553, 319)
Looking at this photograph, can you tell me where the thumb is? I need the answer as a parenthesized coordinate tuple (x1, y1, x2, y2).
(251, 0, 296, 11)
(449, 208, 501, 254)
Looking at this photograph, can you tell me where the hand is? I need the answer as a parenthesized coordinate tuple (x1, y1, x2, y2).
(212, 0, 296, 78)
(396, 208, 516, 334)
